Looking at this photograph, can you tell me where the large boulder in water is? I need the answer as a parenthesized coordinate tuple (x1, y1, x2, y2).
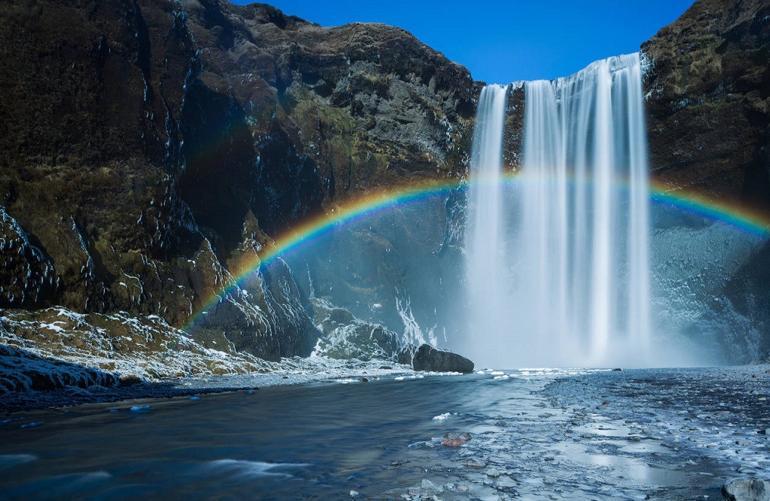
(412, 344, 474, 373)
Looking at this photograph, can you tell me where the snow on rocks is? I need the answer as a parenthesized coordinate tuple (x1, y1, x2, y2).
(1, 305, 421, 405)
(0, 306, 270, 395)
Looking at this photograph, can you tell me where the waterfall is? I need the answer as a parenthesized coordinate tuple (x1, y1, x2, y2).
(464, 54, 652, 368)
(462, 84, 509, 364)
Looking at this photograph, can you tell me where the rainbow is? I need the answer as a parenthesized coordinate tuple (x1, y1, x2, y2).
(184, 173, 770, 329)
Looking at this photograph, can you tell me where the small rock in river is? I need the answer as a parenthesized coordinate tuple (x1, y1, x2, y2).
(721, 478, 769, 501)
(421, 479, 442, 491)
(441, 432, 471, 447)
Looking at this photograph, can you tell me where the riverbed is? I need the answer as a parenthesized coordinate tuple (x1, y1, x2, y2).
(1, 366, 768, 499)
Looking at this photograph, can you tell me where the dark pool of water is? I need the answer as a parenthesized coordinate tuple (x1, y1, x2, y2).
(1, 367, 768, 499)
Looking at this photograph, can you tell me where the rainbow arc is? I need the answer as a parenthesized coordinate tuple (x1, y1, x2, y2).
(184, 173, 770, 329)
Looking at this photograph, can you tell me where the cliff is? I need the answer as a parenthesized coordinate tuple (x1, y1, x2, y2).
(0, 0, 476, 362)
(643, 0, 770, 205)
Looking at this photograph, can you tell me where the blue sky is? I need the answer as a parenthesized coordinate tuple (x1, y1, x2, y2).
(233, 0, 694, 83)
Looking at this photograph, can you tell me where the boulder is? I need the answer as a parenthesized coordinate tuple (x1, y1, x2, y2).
(411, 344, 474, 373)
(722, 478, 770, 501)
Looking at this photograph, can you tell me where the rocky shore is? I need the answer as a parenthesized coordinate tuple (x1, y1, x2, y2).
(1, 300, 473, 410)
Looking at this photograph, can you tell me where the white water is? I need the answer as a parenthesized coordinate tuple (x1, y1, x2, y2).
(463, 84, 509, 364)
(465, 54, 652, 367)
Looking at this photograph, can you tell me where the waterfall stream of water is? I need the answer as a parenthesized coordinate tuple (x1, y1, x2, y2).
(463, 84, 509, 365)
(465, 54, 652, 367)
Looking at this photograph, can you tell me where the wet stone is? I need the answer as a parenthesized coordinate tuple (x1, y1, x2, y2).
(721, 478, 770, 501)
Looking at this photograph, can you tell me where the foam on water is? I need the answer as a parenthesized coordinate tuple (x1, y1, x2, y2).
(202, 459, 309, 479)
(0, 454, 37, 469)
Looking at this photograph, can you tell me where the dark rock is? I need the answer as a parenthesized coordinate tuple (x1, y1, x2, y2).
(642, 0, 770, 208)
(411, 344, 474, 373)
(721, 478, 770, 501)
(0, 343, 120, 395)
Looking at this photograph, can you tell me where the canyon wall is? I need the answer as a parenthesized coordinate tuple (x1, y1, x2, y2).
(0, 0, 476, 360)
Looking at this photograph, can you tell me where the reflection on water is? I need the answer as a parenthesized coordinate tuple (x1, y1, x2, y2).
(1, 367, 767, 499)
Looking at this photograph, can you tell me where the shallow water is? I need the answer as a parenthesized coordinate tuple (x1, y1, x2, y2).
(1, 367, 768, 499)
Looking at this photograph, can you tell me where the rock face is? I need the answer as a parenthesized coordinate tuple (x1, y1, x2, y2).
(642, 0, 770, 206)
(0, 0, 476, 361)
(642, 0, 770, 362)
(412, 344, 474, 373)
(310, 297, 406, 361)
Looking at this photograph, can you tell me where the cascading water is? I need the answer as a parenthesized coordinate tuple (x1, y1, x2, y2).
(462, 84, 509, 364)
(464, 54, 652, 368)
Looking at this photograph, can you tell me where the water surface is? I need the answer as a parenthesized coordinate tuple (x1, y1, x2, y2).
(1, 367, 768, 499)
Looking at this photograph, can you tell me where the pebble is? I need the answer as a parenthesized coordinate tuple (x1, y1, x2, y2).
(441, 432, 471, 447)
